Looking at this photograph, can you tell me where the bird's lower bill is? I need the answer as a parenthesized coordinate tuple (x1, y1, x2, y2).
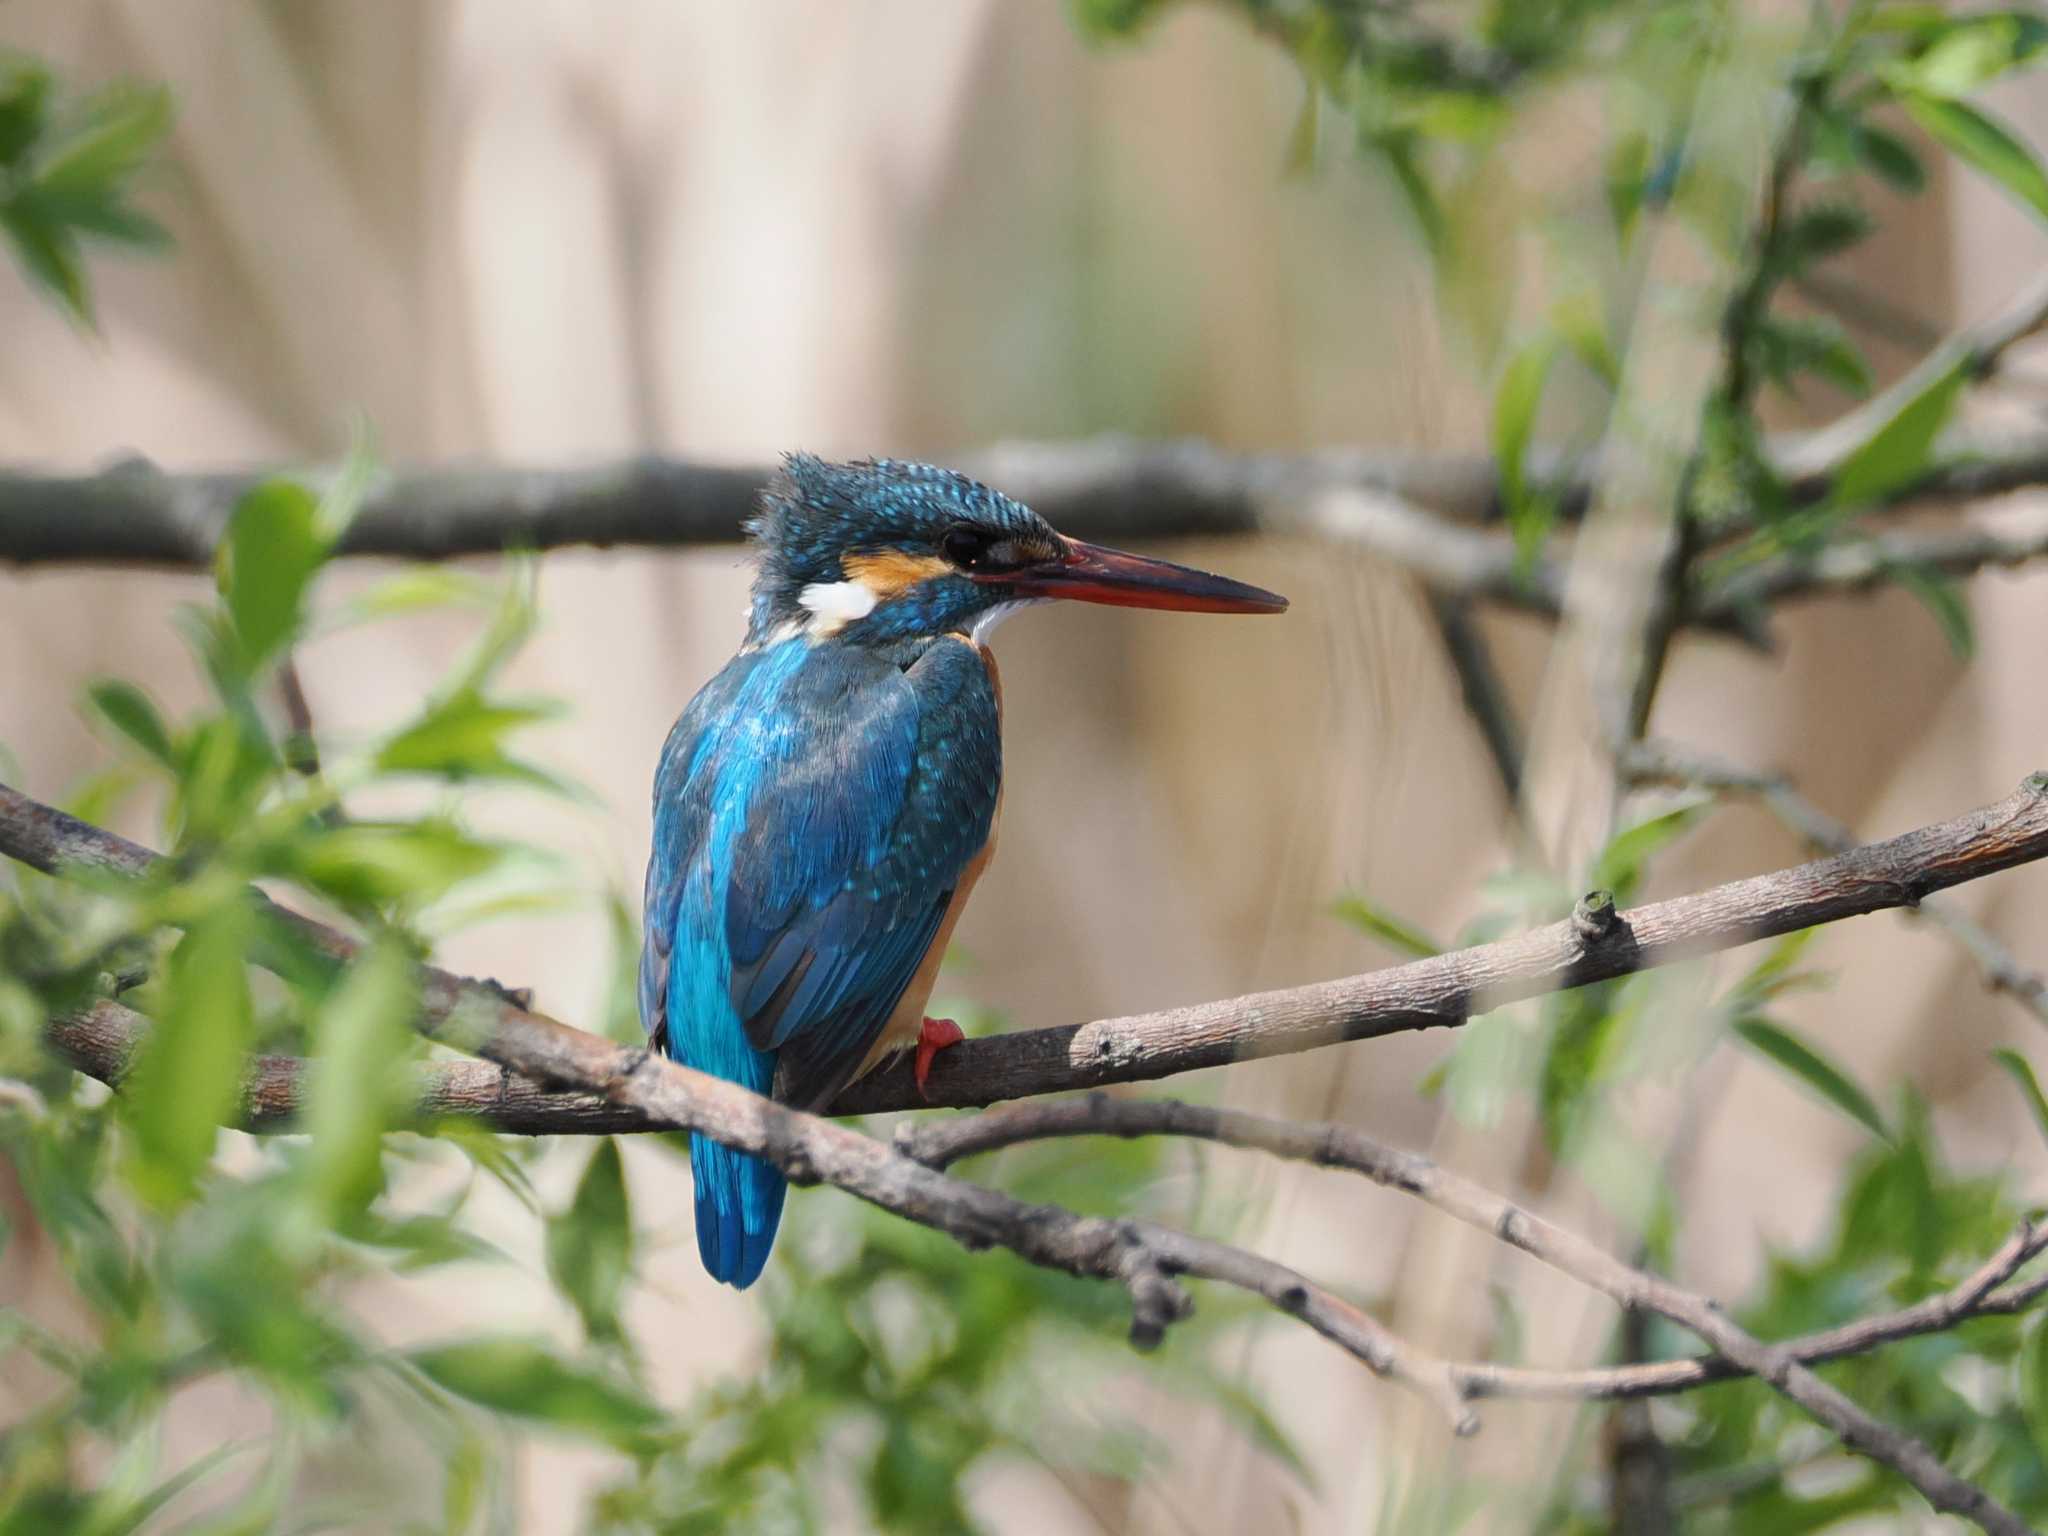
(997, 538, 1288, 614)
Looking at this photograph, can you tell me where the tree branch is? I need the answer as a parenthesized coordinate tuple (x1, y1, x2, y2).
(899, 1094, 2043, 1535)
(5, 428, 2048, 602)
(8, 774, 2048, 1114)
(44, 993, 2048, 1411)
(24, 801, 2048, 1500)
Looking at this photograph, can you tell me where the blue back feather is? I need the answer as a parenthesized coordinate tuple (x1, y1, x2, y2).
(641, 631, 1000, 1287)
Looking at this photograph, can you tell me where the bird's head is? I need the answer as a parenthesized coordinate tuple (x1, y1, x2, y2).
(746, 454, 1286, 646)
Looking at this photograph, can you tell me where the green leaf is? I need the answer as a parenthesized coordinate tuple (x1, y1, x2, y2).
(123, 903, 254, 1206)
(547, 1138, 635, 1342)
(0, 60, 51, 167)
(1735, 1017, 1890, 1143)
(1829, 354, 1968, 510)
(375, 688, 561, 783)
(1331, 894, 1441, 959)
(410, 1337, 664, 1448)
(334, 566, 498, 625)
(214, 479, 330, 670)
(1722, 929, 1827, 1015)
(301, 937, 419, 1219)
(1605, 129, 1651, 240)
(1753, 314, 1872, 399)
(1899, 13, 2048, 98)
(289, 820, 503, 910)
(1901, 92, 2048, 224)
(1492, 333, 1559, 532)
(84, 679, 175, 766)
(1854, 121, 1926, 193)
(1889, 562, 1975, 657)
(1992, 1048, 2048, 1150)
(1377, 131, 1446, 256)
(34, 191, 169, 250)
(2022, 1316, 2048, 1469)
(1589, 800, 1708, 901)
(34, 85, 171, 197)
(1776, 201, 1872, 269)
(0, 203, 88, 323)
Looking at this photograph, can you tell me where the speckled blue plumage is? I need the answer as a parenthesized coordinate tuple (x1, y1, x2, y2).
(746, 454, 1052, 643)
(640, 500, 1004, 1286)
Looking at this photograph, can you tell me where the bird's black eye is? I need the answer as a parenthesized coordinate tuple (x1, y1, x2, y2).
(941, 526, 994, 570)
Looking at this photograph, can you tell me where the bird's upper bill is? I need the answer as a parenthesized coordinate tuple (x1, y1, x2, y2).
(983, 536, 1287, 614)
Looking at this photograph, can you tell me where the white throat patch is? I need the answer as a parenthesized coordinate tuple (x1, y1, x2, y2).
(797, 579, 879, 636)
(970, 599, 1043, 645)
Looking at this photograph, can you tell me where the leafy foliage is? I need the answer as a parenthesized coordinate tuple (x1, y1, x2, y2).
(593, 1129, 1301, 1533)
(0, 474, 1293, 1532)
(0, 54, 171, 325)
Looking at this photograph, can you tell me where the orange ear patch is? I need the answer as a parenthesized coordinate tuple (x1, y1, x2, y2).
(843, 550, 954, 597)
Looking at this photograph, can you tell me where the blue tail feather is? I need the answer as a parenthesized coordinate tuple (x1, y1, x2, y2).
(690, 1132, 787, 1289)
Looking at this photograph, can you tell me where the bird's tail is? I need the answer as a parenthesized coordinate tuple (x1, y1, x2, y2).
(690, 1133, 787, 1289)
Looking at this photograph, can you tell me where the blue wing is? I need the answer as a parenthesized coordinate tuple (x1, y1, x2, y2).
(640, 634, 1000, 1285)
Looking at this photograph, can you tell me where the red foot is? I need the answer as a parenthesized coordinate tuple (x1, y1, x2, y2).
(914, 1016, 965, 1100)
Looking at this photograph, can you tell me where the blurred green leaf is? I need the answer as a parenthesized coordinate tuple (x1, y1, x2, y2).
(290, 820, 503, 910)
(170, 711, 278, 848)
(1991, 1048, 2048, 1150)
(34, 85, 171, 196)
(214, 480, 329, 671)
(0, 60, 52, 167)
(1896, 13, 2048, 97)
(1492, 332, 1559, 542)
(548, 1138, 635, 1343)
(1735, 1016, 1890, 1143)
(123, 903, 253, 1206)
(301, 936, 418, 1219)
(1754, 312, 1872, 399)
(1889, 561, 1975, 657)
(83, 679, 175, 767)
(411, 1338, 664, 1449)
(0, 203, 87, 321)
(375, 688, 562, 785)
(1853, 120, 1926, 192)
(1589, 800, 1707, 902)
(1331, 893, 1441, 958)
(1828, 354, 1968, 510)
(1901, 91, 2048, 224)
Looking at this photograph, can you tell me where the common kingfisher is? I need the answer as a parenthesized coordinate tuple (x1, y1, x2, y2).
(640, 455, 1286, 1288)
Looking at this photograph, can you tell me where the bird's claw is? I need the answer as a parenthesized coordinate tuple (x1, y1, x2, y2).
(914, 1016, 965, 1100)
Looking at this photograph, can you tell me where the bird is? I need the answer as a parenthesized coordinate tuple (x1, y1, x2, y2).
(639, 455, 1287, 1288)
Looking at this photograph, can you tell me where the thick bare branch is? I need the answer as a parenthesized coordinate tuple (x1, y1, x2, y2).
(8, 775, 2048, 1113)
(900, 1095, 2040, 1535)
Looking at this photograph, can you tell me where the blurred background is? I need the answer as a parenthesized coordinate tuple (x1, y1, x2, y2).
(3, 3, 2048, 1533)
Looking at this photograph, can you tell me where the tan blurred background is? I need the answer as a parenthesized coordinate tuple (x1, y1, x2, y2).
(2, 3, 2046, 1532)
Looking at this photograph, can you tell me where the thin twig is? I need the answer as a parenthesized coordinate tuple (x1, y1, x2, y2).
(900, 1095, 2043, 1535)
(1425, 591, 1527, 804)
